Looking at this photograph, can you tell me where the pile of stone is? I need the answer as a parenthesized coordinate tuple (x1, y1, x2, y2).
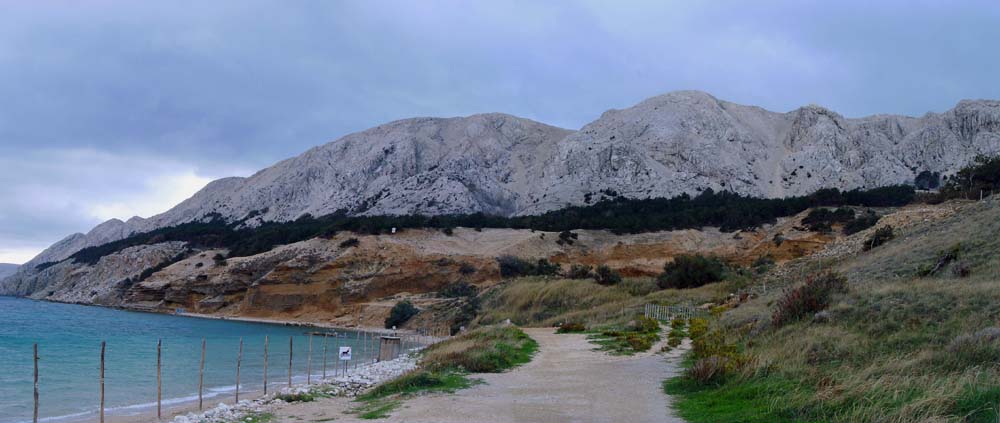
(171, 353, 419, 423)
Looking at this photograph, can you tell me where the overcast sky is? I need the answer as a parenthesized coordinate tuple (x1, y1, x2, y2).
(1, 0, 999, 263)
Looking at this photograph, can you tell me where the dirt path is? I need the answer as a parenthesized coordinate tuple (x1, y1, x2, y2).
(272, 327, 687, 423)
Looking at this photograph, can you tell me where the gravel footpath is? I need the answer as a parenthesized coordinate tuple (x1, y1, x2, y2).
(271, 328, 687, 423)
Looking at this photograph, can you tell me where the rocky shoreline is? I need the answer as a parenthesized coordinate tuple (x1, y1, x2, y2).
(169, 352, 419, 423)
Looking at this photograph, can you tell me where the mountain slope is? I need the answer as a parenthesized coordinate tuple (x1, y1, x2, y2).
(0, 263, 17, 279)
(13, 91, 1000, 272)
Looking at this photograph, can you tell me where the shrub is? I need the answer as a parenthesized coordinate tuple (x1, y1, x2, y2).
(917, 243, 963, 277)
(771, 272, 848, 327)
(593, 265, 622, 285)
(565, 264, 593, 279)
(496, 256, 559, 278)
(630, 316, 660, 334)
(339, 238, 360, 248)
(687, 356, 731, 385)
(626, 334, 654, 351)
(438, 281, 478, 298)
(385, 300, 419, 329)
(862, 226, 895, 251)
(212, 253, 227, 266)
(458, 263, 476, 275)
(670, 318, 686, 330)
(842, 211, 880, 235)
(442, 227, 454, 236)
(657, 254, 725, 289)
(802, 207, 855, 233)
(556, 322, 586, 333)
(688, 318, 709, 340)
(557, 230, 578, 246)
(941, 154, 1000, 199)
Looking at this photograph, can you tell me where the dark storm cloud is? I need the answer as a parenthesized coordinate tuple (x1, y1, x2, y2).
(1, 0, 999, 262)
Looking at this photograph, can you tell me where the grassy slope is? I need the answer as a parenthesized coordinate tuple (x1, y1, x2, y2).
(669, 198, 1000, 423)
(475, 276, 722, 327)
(354, 325, 538, 419)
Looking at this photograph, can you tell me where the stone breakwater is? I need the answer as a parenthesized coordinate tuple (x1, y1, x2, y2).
(170, 352, 419, 423)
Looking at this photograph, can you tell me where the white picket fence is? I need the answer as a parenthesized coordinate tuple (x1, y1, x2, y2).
(643, 304, 702, 322)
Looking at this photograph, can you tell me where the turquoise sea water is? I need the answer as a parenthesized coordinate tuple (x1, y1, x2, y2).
(0, 296, 383, 423)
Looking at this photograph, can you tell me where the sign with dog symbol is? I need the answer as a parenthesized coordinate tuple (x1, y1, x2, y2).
(339, 346, 352, 361)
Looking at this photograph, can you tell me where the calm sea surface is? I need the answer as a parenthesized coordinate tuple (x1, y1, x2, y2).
(0, 296, 378, 423)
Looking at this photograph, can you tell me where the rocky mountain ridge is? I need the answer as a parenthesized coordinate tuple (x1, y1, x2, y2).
(8, 91, 1000, 275)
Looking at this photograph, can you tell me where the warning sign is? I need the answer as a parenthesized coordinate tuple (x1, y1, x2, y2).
(339, 346, 352, 361)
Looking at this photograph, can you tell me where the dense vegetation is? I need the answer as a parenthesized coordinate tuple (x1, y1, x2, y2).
(666, 195, 1000, 422)
(42, 185, 915, 269)
(940, 154, 1000, 200)
(657, 254, 726, 289)
(385, 300, 419, 329)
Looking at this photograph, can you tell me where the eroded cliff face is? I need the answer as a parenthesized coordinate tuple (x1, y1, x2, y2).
(3, 213, 851, 327)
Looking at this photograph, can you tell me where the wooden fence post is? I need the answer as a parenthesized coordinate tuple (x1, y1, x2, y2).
(33, 343, 39, 423)
(198, 339, 205, 410)
(235, 337, 243, 403)
(263, 336, 269, 395)
(334, 334, 340, 377)
(307, 334, 313, 385)
(288, 336, 293, 388)
(100, 341, 105, 423)
(157, 339, 162, 419)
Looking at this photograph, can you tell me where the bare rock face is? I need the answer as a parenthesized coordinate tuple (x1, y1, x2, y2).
(0, 242, 188, 304)
(526, 91, 1000, 213)
(7, 91, 1000, 288)
(0, 263, 17, 279)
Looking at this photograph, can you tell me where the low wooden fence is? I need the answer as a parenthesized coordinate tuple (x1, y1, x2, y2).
(28, 328, 448, 423)
(643, 304, 704, 322)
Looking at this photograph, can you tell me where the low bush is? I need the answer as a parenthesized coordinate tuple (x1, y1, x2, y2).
(594, 265, 622, 286)
(556, 322, 587, 333)
(657, 254, 726, 289)
(458, 263, 476, 274)
(670, 318, 686, 330)
(631, 315, 660, 334)
(438, 281, 478, 298)
(687, 356, 732, 385)
(385, 300, 419, 329)
(842, 211, 880, 235)
(917, 243, 963, 277)
(564, 264, 593, 279)
(771, 272, 848, 327)
(802, 207, 855, 233)
(339, 238, 360, 248)
(688, 318, 709, 340)
(862, 226, 895, 251)
(497, 256, 559, 278)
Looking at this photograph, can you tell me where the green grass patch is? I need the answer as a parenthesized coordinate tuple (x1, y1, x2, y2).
(359, 369, 479, 401)
(954, 385, 1000, 423)
(587, 316, 661, 355)
(664, 375, 817, 423)
(422, 325, 538, 372)
(352, 399, 401, 419)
